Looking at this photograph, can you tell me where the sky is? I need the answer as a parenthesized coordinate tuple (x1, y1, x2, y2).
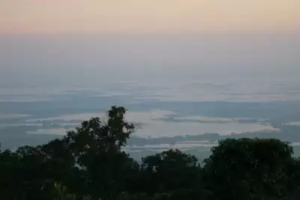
(1, 0, 300, 34)
(0, 1, 299, 85)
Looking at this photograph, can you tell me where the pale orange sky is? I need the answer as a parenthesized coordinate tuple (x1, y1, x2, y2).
(0, 0, 299, 34)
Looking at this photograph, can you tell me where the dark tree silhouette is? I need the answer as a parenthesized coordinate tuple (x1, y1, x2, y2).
(203, 138, 294, 200)
(0, 107, 300, 200)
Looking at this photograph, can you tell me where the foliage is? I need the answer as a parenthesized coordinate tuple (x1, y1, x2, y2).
(53, 183, 95, 200)
(140, 149, 201, 193)
(203, 138, 294, 200)
(0, 106, 300, 200)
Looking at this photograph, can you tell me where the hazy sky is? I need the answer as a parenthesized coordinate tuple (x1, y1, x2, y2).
(1, 0, 299, 34)
(0, 1, 299, 86)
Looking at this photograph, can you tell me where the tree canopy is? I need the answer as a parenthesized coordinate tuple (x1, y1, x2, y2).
(0, 106, 299, 200)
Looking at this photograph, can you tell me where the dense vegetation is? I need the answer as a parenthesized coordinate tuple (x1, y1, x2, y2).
(1, 106, 300, 200)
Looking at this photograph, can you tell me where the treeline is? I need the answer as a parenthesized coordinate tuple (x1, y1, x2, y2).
(127, 127, 300, 147)
(0, 106, 300, 200)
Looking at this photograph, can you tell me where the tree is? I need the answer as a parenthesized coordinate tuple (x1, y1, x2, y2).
(286, 158, 300, 200)
(0, 106, 139, 200)
(138, 149, 209, 199)
(0, 150, 20, 199)
(62, 106, 138, 200)
(2, 106, 300, 200)
(203, 138, 293, 200)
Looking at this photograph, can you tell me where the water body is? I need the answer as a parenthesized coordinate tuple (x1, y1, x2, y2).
(26, 111, 275, 138)
(0, 78, 299, 149)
